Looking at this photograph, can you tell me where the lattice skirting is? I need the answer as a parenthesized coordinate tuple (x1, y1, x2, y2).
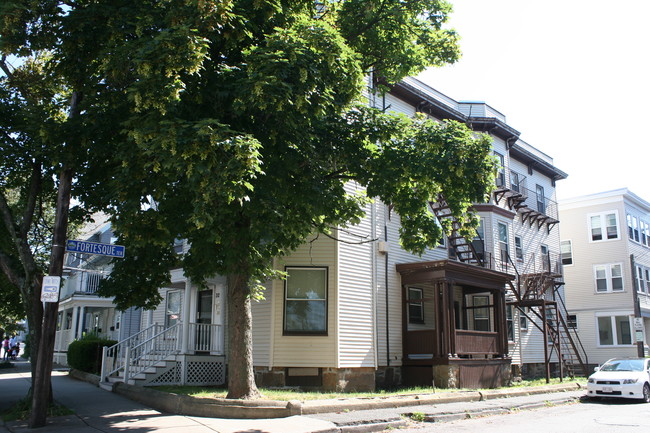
(144, 356, 226, 386)
(186, 359, 226, 385)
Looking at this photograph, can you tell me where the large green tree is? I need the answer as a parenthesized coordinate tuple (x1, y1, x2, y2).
(1, 0, 495, 421)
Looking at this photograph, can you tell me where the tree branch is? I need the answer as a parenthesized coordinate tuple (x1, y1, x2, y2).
(20, 161, 43, 240)
(0, 248, 23, 289)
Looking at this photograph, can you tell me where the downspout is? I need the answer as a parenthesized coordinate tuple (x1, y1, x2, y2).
(371, 199, 378, 370)
(385, 210, 390, 366)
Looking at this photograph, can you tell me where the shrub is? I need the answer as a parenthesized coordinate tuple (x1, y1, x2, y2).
(67, 336, 116, 374)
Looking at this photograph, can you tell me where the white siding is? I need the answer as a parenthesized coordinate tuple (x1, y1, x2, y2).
(338, 182, 376, 367)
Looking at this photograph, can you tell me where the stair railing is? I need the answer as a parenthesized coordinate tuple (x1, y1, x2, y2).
(123, 322, 182, 382)
(100, 323, 163, 382)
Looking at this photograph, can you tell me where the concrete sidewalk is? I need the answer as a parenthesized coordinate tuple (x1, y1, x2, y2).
(0, 359, 585, 433)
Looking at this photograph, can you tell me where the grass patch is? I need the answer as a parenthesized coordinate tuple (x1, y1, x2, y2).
(152, 377, 586, 401)
(153, 385, 442, 401)
(1, 398, 73, 422)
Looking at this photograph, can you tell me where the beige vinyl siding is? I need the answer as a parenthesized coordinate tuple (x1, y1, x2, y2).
(337, 182, 376, 368)
(271, 234, 338, 368)
(383, 93, 416, 117)
(252, 281, 272, 367)
(377, 206, 448, 367)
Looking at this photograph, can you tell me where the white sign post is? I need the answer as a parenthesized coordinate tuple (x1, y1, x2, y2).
(41, 276, 61, 303)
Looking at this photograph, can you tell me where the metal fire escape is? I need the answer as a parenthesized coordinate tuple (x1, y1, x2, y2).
(431, 190, 589, 381)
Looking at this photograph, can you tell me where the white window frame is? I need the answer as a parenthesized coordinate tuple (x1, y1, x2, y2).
(494, 152, 505, 187)
(627, 214, 641, 243)
(408, 287, 425, 324)
(519, 311, 528, 332)
(283, 266, 328, 335)
(506, 304, 515, 342)
(593, 263, 624, 293)
(596, 313, 634, 347)
(645, 268, 650, 293)
(165, 290, 182, 328)
(514, 236, 523, 262)
(636, 265, 645, 294)
(498, 222, 509, 263)
(588, 211, 620, 242)
(560, 240, 573, 266)
(536, 184, 546, 214)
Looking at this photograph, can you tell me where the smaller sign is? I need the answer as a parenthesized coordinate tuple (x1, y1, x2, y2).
(636, 330, 644, 343)
(634, 317, 644, 331)
(41, 276, 61, 303)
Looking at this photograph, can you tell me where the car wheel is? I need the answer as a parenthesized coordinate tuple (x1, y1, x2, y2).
(642, 383, 650, 403)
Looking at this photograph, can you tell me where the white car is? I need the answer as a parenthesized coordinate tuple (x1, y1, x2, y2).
(587, 358, 650, 402)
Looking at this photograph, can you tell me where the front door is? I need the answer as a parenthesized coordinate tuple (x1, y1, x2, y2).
(195, 289, 213, 352)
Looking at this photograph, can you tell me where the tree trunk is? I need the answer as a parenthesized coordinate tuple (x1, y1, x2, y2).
(29, 168, 73, 428)
(225, 272, 261, 399)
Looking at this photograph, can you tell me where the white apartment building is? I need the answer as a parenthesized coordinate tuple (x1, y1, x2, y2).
(560, 188, 650, 366)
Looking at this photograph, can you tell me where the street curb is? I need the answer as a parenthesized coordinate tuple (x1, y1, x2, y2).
(66, 370, 584, 420)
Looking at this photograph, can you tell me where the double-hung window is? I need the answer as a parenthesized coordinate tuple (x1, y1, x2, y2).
(594, 263, 624, 292)
(408, 288, 425, 324)
(494, 152, 505, 187)
(589, 211, 619, 241)
(472, 296, 490, 332)
(498, 222, 509, 263)
(597, 315, 633, 346)
(515, 236, 523, 262)
(646, 269, 650, 293)
(637, 265, 645, 293)
(284, 267, 328, 334)
(566, 314, 577, 329)
(560, 240, 573, 265)
(506, 305, 514, 342)
(536, 184, 546, 214)
(627, 214, 640, 242)
(510, 171, 521, 193)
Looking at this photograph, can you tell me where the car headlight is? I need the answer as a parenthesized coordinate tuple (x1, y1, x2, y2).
(588, 378, 594, 383)
(622, 378, 638, 384)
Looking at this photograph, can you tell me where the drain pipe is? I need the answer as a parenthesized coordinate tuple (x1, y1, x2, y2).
(385, 209, 390, 366)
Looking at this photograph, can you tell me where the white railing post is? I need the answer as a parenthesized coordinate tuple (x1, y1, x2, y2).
(123, 346, 131, 382)
(100, 346, 108, 382)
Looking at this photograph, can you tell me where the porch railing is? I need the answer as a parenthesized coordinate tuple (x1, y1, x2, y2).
(100, 323, 165, 381)
(188, 323, 224, 354)
(122, 323, 182, 382)
(455, 330, 499, 355)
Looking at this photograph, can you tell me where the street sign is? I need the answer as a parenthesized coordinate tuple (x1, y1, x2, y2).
(634, 317, 644, 331)
(636, 330, 644, 342)
(66, 240, 125, 258)
(41, 276, 61, 303)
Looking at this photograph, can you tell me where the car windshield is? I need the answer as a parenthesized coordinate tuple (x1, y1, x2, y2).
(600, 359, 645, 372)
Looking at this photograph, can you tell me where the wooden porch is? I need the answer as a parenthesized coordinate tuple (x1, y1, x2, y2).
(397, 260, 514, 388)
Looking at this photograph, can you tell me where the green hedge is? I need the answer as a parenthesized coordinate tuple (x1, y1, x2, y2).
(67, 337, 117, 374)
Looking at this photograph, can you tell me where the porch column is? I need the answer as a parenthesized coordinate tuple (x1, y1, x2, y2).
(494, 289, 507, 357)
(71, 306, 80, 340)
(181, 278, 192, 354)
(76, 306, 85, 338)
(447, 282, 456, 357)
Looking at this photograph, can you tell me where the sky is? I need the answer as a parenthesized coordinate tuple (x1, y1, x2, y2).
(418, 0, 650, 201)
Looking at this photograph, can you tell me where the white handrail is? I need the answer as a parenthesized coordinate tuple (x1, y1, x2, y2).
(188, 323, 224, 354)
(101, 323, 162, 380)
(124, 322, 182, 381)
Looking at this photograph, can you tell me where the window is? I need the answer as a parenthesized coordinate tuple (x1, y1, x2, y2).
(560, 240, 573, 265)
(498, 222, 509, 263)
(642, 220, 649, 246)
(536, 184, 546, 213)
(567, 314, 577, 329)
(408, 288, 424, 324)
(284, 267, 327, 334)
(471, 219, 485, 262)
(510, 171, 521, 193)
(540, 244, 550, 271)
(646, 269, 650, 293)
(627, 214, 640, 242)
(637, 265, 645, 293)
(495, 152, 505, 187)
(506, 305, 514, 342)
(589, 212, 619, 241)
(597, 315, 633, 346)
(514, 236, 523, 261)
(165, 290, 182, 327)
(594, 263, 624, 293)
(473, 296, 490, 332)
(519, 314, 528, 332)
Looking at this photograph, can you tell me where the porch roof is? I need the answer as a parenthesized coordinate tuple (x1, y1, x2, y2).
(396, 260, 514, 290)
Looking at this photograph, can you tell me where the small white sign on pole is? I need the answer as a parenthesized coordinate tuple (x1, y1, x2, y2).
(41, 276, 61, 303)
(634, 317, 644, 331)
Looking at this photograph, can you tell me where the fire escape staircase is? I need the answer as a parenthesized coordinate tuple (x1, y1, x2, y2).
(430, 194, 484, 267)
(508, 256, 589, 379)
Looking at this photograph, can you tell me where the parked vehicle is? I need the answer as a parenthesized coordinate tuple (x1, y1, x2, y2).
(587, 358, 650, 402)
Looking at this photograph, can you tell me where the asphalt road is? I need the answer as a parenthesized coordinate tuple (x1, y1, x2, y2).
(395, 398, 650, 433)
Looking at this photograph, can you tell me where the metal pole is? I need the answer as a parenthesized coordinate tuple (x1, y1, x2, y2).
(630, 255, 645, 357)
